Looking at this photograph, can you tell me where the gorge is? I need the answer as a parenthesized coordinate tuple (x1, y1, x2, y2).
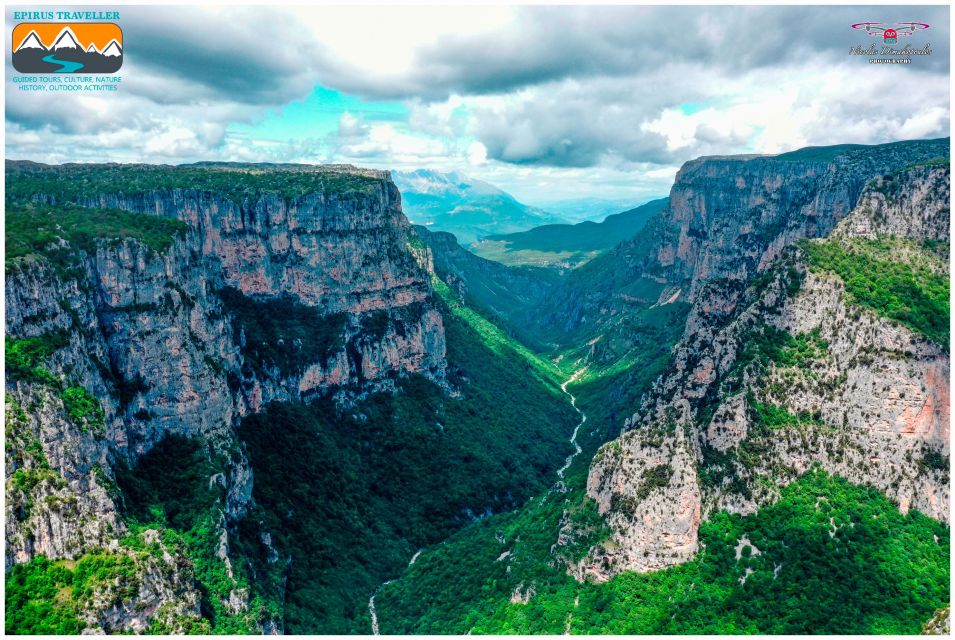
(4, 138, 951, 635)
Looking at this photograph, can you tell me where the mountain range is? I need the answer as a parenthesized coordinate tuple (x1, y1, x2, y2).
(524, 196, 649, 224)
(471, 197, 669, 268)
(392, 169, 566, 244)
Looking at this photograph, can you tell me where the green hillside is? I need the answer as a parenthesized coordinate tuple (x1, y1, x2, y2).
(374, 470, 949, 634)
(472, 198, 668, 268)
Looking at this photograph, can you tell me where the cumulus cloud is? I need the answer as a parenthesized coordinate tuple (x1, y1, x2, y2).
(295, 5, 950, 100)
(118, 7, 326, 105)
(467, 141, 488, 166)
(431, 53, 949, 168)
(4, 4, 949, 200)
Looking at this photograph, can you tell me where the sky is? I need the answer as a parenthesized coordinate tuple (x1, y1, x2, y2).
(4, 4, 951, 204)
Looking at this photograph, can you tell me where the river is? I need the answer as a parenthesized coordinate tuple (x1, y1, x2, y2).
(368, 549, 422, 634)
(367, 369, 587, 633)
(556, 368, 587, 479)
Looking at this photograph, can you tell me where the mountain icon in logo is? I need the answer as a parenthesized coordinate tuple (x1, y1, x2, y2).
(14, 30, 47, 52)
(51, 26, 83, 51)
(12, 22, 123, 73)
(102, 40, 122, 58)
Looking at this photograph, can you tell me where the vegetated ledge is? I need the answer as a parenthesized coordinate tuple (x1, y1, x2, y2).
(5, 201, 189, 272)
(773, 137, 949, 163)
(800, 237, 950, 347)
(372, 469, 949, 635)
(216, 286, 347, 377)
(5, 160, 389, 206)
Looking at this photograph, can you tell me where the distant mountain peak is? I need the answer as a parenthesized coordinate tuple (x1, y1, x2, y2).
(393, 169, 505, 198)
(472, 197, 669, 269)
(86, 43, 99, 53)
(392, 168, 565, 244)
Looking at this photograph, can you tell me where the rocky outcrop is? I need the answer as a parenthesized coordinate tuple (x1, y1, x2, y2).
(581, 416, 701, 579)
(5, 162, 447, 631)
(576, 153, 950, 581)
(80, 530, 204, 634)
(838, 162, 950, 243)
(923, 606, 951, 635)
(5, 387, 120, 565)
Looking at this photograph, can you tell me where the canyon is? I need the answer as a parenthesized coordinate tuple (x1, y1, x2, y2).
(4, 139, 951, 634)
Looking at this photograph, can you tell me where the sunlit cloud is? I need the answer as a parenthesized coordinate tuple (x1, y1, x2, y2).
(5, 4, 949, 202)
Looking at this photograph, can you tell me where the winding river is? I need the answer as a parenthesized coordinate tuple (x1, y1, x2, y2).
(369, 549, 422, 634)
(367, 369, 587, 633)
(556, 368, 587, 479)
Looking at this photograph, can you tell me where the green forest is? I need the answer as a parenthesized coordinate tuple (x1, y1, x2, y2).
(7, 553, 136, 634)
(5, 202, 187, 273)
(234, 286, 579, 633)
(803, 237, 949, 347)
(375, 470, 949, 634)
(217, 287, 347, 375)
(5, 162, 382, 206)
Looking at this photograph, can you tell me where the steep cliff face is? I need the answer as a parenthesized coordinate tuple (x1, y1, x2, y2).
(656, 141, 947, 297)
(543, 139, 948, 338)
(4, 162, 446, 631)
(576, 153, 950, 581)
(414, 225, 559, 347)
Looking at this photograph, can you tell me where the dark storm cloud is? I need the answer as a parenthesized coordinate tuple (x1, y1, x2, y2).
(118, 7, 323, 105)
(321, 5, 949, 101)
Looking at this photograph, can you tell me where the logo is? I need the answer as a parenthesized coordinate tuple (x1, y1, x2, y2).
(12, 23, 122, 73)
(851, 22, 929, 44)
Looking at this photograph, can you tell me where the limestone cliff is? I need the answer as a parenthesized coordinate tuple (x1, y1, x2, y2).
(4, 162, 446, 631)
(923, 606, 951, 635)
(413, 224, 559, 347)
(574, 150, 950, 581)
(542, 139, 948, 338)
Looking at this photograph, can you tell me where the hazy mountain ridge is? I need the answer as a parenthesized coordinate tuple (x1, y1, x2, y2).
(471, 198, 669, 269)
(526, 196, 650, 224)
(393, 169, 565, 245)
